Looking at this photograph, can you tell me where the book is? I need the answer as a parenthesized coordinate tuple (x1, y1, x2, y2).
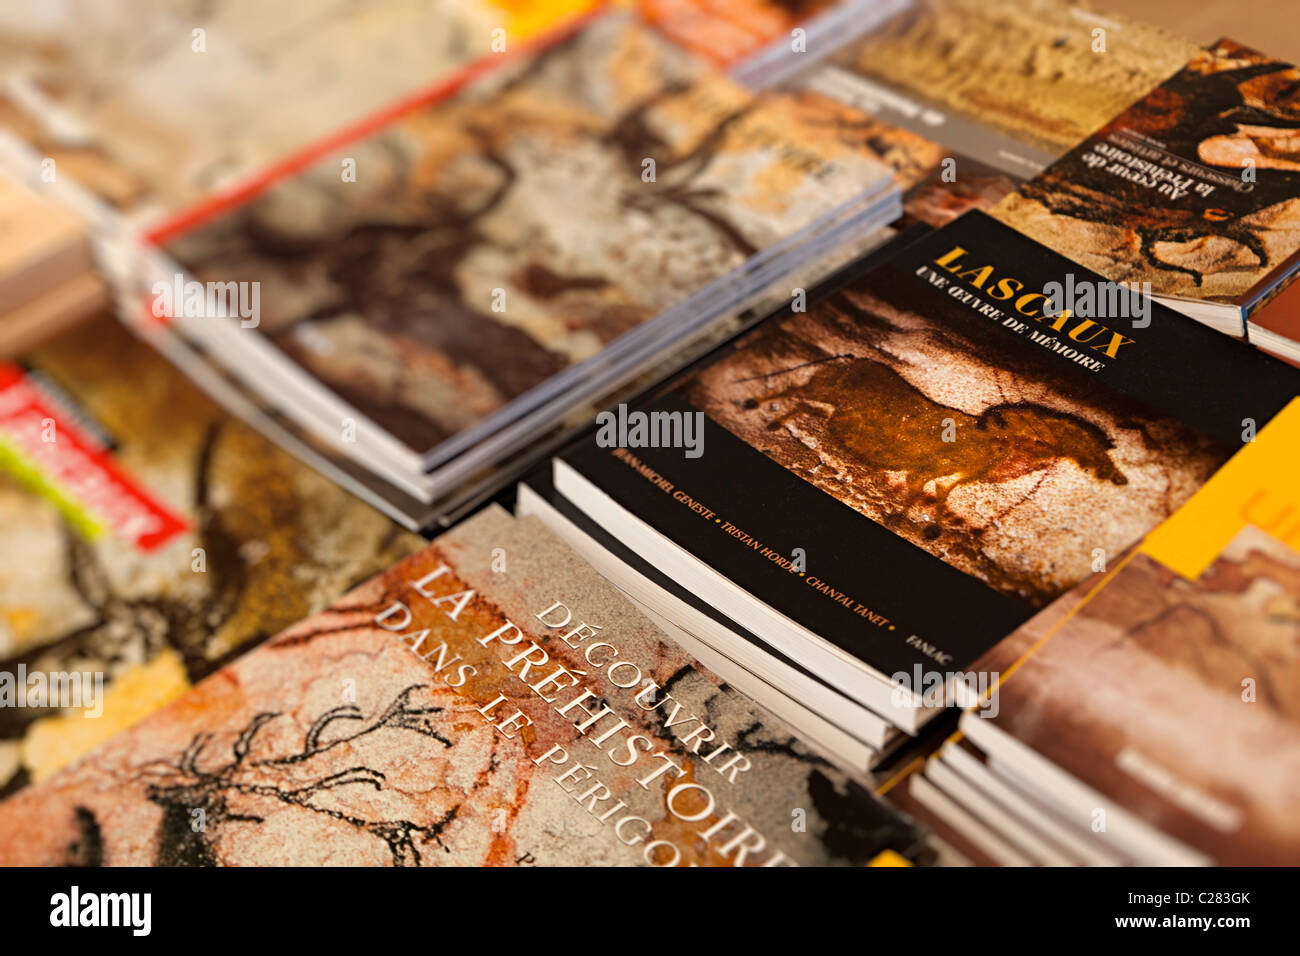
(515, 229, 932, 777)
(125, 221, 908, 535)
(825, 0, 1201, 156)
(635, 0, 911, 89)
(0, 0, 597, 217)
(0, 505, 923, 866)
(1246, 269, 1300, 364)
(880, 772, 997, 866)
(550, 210, 1300, 733)
(0, 272, 108, 359)
(959, 399, 1300, 865)
(991, 39, 1300, 335)
(0, 171, 104, 355)
(0, 316, 423, 798)
(798, 0, 1209, 236)
(0, 173, 93, 313)
(906, 735, 1129, 865)
(140, 13, 900, 526)
(638, 0, 847, 68)
(516, 472, 903, 772)
(779, 72, 1029, 229)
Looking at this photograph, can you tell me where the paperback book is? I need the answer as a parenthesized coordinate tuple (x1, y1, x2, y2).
(992, 39, 1300, 335)
(0, 0, 597, 217)
(880, 770, 1000, 866)
(551, 210, 1300, 734)
(793, 0, 1199, 234)
(517, 470, 905, 776)
(637, 0, 848, 69)
(0, 316, 422, 798)
(958, 399, 1300, 865)
(821, 0, 1200, 157)
(139, 13, 900, 527)
(516, 230, 931, 776)
(0, 505, 923, 866)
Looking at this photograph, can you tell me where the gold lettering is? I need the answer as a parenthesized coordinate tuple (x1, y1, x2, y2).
(1094, 331, 1135, 358)
(956, 265, 995, 289)
(934, 246, 966, 270)
(989, 277, 1023, 301)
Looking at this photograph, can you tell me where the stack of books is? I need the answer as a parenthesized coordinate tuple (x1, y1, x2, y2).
(913, 403, 1300, 865)
(519, 208, 1299, 780)
(0, 0, 1299, 869)
(509, 5, 1300, 864)
(121, 13, 903, 530)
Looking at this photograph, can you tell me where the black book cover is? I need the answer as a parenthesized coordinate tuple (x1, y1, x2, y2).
(519, 465, 872, 723)
(561, 211, 1300, 681)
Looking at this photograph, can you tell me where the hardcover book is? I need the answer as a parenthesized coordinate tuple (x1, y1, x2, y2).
(0, 505, 922, 866)
(991, 39, 1300, 334)
(0, 317, 422, 798)
(960, 399, 1300, 864)
(553, 210, 1300, 731)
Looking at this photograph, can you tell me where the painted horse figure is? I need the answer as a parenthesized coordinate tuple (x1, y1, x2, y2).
(760, 356, 1128, 508)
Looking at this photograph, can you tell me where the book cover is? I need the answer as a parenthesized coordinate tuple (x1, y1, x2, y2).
(992, 39, 1300, 315)
(158, 15, 895, 464)
(830, 0, 1200, 155)
(0, 0, 594, 214)
(798, 0, 1197, 231)
(0, 506, 922, 866)
(770, 87, 1024, 228)
(559, 211, 1300, 689)
(962, 400, 1300, 864)
(0, 317, 422, 797)
(638, 0, 841, 67)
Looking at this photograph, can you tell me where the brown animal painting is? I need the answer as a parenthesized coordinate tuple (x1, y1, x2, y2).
(759, 356, 1128, 509)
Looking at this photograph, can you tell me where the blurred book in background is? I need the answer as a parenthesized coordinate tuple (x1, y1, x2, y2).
(0, 172, 104, 356)
(131, 13, 901, 529)
(0, 316, 422, 798)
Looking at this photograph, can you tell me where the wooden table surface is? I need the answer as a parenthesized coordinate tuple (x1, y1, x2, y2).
(1118, 0, 1300, 62)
